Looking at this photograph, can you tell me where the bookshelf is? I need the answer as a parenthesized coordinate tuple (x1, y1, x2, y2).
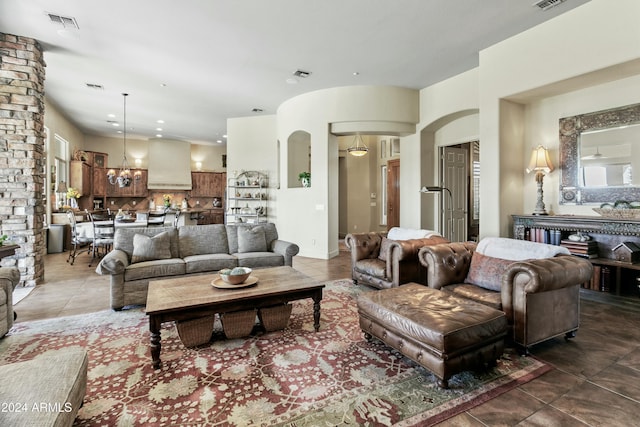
(512, 214, 640, 297)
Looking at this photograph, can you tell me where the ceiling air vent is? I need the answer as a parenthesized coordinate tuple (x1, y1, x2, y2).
(85, 83, 104, 90)
(533, 0, 567, 11)
(47, 13, 80, 29)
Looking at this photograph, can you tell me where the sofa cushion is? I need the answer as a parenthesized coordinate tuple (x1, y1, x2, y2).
(443, 283, 503, 310)
(238, 226, 268, 253)
(354, 258, 386, 278)
(183, 254, 237, 274)
(124, 258, 186, 281)
(131, 232, 172, 264)
(114, 227, 179, 260)
(226, 223, 279, 254)
(178, 224, 229, 257)
(378, 237, 391, 262)
(0, 348, 88, 427)
(235, 252, 284, 268)
(464, 252, 514, 292)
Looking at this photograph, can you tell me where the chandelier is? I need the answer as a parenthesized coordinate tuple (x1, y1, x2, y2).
(107, 93, 132, 187)
(347, 133, 368, 157)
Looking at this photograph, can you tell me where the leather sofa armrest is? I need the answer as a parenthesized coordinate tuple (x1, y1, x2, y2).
(95, 249, 129, 275)
(390, 236, 450, 262)
(345, 232, 383, 262)
(501, 255, 593, 316)
(418, 242, 476, 289)
(271, 240, 300, 266)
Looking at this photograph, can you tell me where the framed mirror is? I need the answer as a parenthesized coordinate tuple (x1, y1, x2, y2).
(559, 102, 640, 205)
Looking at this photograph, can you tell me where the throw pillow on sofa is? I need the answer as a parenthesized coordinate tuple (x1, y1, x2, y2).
(238, 226, 267, 253)
(464, 252, 514, 292)
(131, 232, 172, 263)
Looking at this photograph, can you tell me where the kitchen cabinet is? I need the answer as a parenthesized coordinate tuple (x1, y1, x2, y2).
(93, 167, 107, 197)
(69, 161, 91, 197)
(191, 172, 226, 198)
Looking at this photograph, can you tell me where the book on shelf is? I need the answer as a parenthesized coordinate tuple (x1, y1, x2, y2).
(527, 228, 562, 245)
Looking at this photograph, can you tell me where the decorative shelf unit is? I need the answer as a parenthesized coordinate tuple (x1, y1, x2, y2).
(512, 214, 640, 296)
(226, 171, 268, 224)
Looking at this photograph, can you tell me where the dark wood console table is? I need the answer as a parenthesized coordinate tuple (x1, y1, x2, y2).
(512, 215, 640, 296)
(0, 244, 19, 261)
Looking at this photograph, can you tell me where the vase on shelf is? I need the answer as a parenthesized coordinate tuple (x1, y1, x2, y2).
(70, 198, 78, 209)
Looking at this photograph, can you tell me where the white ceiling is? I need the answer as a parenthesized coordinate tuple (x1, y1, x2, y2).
(0, 0, 590, 146)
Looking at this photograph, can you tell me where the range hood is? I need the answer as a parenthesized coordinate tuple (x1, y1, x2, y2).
(147, 139, 192, 190)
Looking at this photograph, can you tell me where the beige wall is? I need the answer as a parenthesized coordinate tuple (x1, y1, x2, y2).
(406, 0, 639, 239)
(478, 0, 640, 237)
(83, 135, 226, 172)
(44, 100, 85, 154)
(275, 86, 419, 258)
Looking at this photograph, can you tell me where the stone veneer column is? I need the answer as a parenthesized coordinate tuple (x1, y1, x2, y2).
(0, 33, 46, 286)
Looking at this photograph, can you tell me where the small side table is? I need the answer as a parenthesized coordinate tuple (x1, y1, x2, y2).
(0, 244, 19, 261)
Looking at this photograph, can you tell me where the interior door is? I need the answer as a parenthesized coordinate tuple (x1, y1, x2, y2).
(442, 147, 468, 241)
(387, 159, 400, 230)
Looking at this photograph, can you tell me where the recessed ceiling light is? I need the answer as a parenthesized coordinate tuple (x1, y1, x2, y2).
(353, 72, 360, 76)
(111, 122, 119, 127)
(156, 127, 163, 131)
(107, 113, 115, 118)
(223, 134, 227, 138)
(157, 119, 164, 124)
(217, 140, 222, 143)
(160, 83, 167, 87)
(156, 134, 163, 138)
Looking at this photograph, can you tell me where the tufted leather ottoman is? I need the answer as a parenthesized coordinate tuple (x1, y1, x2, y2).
(357, 283, 507, 388)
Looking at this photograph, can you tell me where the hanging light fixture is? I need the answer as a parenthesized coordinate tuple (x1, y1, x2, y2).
(347, 133, 369, 157)
(107, 93, 132, 187)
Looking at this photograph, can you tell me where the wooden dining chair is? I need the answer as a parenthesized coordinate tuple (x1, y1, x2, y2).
(146, 210, 166, 227)
(66, 210, 92, 265)
(86, 209, 115, 266)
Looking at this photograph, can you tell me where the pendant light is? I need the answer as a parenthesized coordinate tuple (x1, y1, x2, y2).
(347, 133, 369, 157)
(107, 93, 132, 187)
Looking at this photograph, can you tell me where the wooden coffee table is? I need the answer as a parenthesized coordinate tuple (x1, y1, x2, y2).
(145, 266, 325, 369)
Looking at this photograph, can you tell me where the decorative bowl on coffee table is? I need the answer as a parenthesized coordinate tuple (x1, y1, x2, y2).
(219, 267, 252, 285)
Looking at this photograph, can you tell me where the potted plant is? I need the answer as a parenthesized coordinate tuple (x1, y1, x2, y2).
(298, 172, 311, 188)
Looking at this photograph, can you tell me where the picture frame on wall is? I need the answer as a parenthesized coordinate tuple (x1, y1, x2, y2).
(380, 140, 387, 159)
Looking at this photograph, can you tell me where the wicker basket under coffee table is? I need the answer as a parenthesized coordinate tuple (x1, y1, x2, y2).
(145, 266, 325, 369)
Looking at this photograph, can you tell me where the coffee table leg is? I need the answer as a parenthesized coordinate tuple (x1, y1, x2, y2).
(149, 315, 162, 369)
(312, 293, 321, 332)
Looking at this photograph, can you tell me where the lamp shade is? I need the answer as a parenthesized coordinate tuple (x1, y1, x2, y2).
(56, 181, 68, 193)
(526, 145, 554, 174)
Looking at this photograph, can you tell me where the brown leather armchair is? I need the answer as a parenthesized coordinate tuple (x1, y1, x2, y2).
(345, 231, 448, 289)
(418, 241, 593, 352)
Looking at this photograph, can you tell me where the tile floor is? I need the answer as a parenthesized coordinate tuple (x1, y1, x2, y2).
(14, 249, 640, 426)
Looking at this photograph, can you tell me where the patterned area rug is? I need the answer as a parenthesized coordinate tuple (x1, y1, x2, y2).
(1, 280, 550, 426)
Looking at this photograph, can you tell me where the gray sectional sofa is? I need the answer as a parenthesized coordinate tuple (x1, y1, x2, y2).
(96, 223, 299, 310)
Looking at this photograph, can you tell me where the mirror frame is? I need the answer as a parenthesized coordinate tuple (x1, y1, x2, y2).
(559, 102, 640, 205)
